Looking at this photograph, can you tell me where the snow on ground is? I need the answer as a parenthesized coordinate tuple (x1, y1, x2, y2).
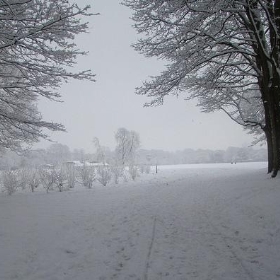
(0, 162, 279, 280)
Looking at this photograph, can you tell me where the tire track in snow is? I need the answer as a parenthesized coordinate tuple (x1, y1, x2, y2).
(144, 217, 157, 280)
(202, 210, 257, 280)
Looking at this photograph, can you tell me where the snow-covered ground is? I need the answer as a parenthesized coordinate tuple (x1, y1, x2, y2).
(1, 162, 279, 280)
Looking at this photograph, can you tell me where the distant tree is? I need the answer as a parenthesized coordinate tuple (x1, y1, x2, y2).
(46, 143, 71, 165)
(110, 163, 124, 184)
(115, 128, 140, 166)
(0, 149, 21, 170)
(93, 137, 106, 163)
(80, 164, 95, 189)
(128, 164, 138, 180)
(97, 166, 111, 186)
(0, 0, 95, 151)
(145, 165, 151, 174)
(197, 88, 268, 165)
(17, 168, 30, 190)
(2, 170, 18, 195)
(53, 167, 66, 192)
(72, 149, 86, 163)
(123, 0, 280, 176)
(210, 150, 225, 163)
(21, 149, 48, 168)
(64, 164, 76, 189)
(195, 150, 211, 164)
(225, 147, 241, 163)
(27, 169, 40, 192)
(39, 168, 56, 193)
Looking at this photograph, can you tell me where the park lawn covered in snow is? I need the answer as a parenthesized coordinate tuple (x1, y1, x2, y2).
(0, 162, 279, 280)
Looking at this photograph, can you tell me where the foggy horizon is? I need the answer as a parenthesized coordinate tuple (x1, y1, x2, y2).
(36, 0, 261, 154)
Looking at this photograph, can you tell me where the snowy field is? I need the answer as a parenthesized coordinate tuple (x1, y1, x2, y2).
(1, 162, 280, 280)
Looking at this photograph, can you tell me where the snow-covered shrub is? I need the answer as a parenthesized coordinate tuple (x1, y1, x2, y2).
(65, 164, 76, 189)
(139, 164, 145, 174)
(145, 165, 151, 174)
(17, 168, 30, 190)
(97, 166, 111, 186)
(39, 168, 56, 193)
(122, 169, 130, 182)
(54, 168, 67, 192)
(2, 170, 18, 195)
(80, 164, 95, 189)
(139, 164, 151, 174)
(129, 165, 138, 181)
(27, 169, 40, 192)
(110, 164, 123, 184)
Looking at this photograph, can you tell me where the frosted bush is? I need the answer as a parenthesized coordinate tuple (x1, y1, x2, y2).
(139, 165, 145, 174)
(39, 168, 56, 193)
(122, 169, 130, 182)
(80, 165, 95, 189)
(97, 166, 111, 186)
(28, 169, 40, 192)
(54, 168, 67, 192)
(65, 164, 76, 189)
(2, 170, 19, 195)
(129, 165, 138, 181)
(17, 168, 30, 190)
(110, 165, 123, 184)
(15, 168, 40, 193)
(145, 165, 151, 174)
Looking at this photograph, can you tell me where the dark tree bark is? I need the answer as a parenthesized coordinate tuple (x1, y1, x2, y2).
(268, 82, 280, 177)
(264, 126, 273, 173)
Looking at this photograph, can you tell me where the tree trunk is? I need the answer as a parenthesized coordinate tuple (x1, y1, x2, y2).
(269, 1, 280, 177)
(267, 82, 280, 178)
(259, 75, 280, 177)
(264, 127, 273, 173)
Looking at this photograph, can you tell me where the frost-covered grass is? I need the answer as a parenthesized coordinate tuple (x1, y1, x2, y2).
(0, 162, 279, 280)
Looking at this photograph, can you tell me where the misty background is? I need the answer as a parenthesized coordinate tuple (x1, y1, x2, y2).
(36, 0, 262, 154)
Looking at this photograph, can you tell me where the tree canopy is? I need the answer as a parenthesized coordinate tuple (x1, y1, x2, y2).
(115, 128, 140, 166)
(0, 0, 95, 151)
(123, 0, 280, 176)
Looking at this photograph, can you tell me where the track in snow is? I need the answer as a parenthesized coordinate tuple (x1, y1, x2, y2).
(1, 162, 279, 280)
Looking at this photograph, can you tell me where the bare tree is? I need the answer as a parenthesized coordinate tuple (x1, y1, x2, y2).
(47, 143, 71, 165)
(53, 167, 66, 192)
(97, 166, 111, 186)
(93, 137, 106, 163)
(17, 168, 30, 190)
(129, 164, 138, 180)
(26, 168, 40, 192)
(110, 163, 124, 184)
(0, 0, 95, 151)
(64, 164, 76, 189)
(1, 170, 18, 195)
(39, 168, 56, 193)
(123, 0, 280, 177)
(80, 164, 95, 189)
(115, 128, 140, 166)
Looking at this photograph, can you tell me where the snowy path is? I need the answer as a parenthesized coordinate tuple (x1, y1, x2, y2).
(0, 162, 280, 280)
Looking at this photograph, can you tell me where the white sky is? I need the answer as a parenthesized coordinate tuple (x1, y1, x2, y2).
(37, 0, 257, 153)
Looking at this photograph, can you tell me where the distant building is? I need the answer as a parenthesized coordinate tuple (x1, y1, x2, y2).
(63, 161, 109, 169)
(40, 164, 55, 169)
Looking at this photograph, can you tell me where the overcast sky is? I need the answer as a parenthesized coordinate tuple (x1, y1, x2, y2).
(37, 0, 258, 153)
